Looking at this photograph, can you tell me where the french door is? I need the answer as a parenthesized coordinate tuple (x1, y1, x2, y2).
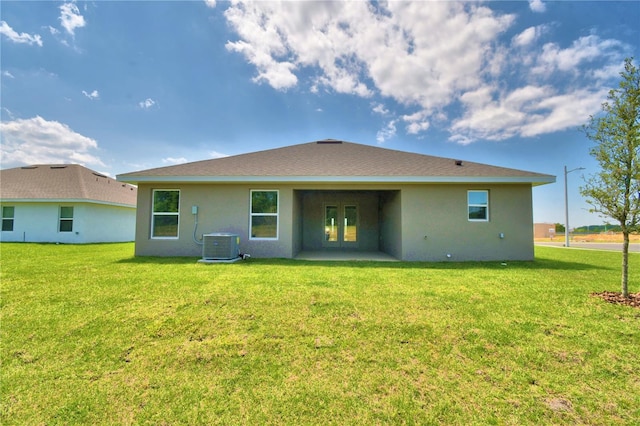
(323, 203, 358, 248)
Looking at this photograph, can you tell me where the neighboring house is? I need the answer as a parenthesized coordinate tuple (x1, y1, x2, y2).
(117, 140, 555, 261)
(0, 164, 137, 243)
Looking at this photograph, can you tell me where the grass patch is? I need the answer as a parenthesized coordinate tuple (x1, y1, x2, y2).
(1, 243, 639, 425)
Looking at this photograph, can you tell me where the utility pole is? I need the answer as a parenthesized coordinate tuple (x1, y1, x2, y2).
(564, 165, 585, 247)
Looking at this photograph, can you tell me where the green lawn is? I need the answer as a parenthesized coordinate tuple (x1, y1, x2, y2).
(1, 243, 639, 425)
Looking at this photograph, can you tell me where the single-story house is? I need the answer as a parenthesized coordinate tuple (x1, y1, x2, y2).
(0, 164, 137, 243)
(117, 140, 555, 261)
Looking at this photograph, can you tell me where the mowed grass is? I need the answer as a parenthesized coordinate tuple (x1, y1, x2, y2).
(1, 243, 639, 425)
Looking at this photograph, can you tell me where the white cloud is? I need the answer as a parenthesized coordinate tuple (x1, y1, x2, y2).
(0, 116, 105, 168)
(161, 151, 228, 165)
(225, 39, 298, 90)
(401, 112, 430, 135)
(450, 84, 609, 143)
(532, 35, 623, 76)
(82, 89, 99, 100)
(405, 121, 430, 135)
(222, 1, 629, 144)
(225, 2, 514, 103)
(59, 2, 86, 36)
(2, 107, 16, 120)
(2, 70, 15, 79)
(451, 85, 542, 142)
(519, 89, 608, 137)
(209, 151, 229, 159)
(376, 120, 397, 144)
(138, 98, 156, 109)
(529, 0, 546, 13)
(372, 103, 389, 116)
(0, 21, 42, 46)
(204, 0, 216, 8)
(512, 25, 548, 47)
(406, 121, 430, 135)
(162, 157, 188, 165)
(592, 63, 625, 81)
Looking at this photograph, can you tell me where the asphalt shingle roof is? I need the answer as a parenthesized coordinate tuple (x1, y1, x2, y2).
(0, 164, 137, 207)
(117, 140, 555, 185)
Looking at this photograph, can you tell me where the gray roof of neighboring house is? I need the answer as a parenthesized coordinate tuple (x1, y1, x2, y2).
(117, 140, 556, 186)
(0, 164, 137, 207)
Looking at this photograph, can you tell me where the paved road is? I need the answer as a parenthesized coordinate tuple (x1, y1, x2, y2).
(535, 242, 640, 252)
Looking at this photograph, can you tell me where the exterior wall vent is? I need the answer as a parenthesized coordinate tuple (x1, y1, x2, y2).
(202, 233, 240, 260)
(317, 139, 343, 144)
(455, 160, 463, 166)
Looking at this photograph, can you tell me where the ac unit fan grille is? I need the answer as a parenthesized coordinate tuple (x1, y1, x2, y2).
(202, 233, 239, 260)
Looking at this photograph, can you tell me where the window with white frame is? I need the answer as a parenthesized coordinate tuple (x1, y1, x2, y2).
(468, 190, 489, 221)
(2, 206, 15, 231)
(250, 190, 278, 239)
(59, 206, 74, 232)
(152, 189, 180, 238)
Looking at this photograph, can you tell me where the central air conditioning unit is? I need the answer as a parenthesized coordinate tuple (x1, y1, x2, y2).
(202, 233, 240, 261)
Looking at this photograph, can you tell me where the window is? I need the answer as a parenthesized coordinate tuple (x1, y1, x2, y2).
(468, 190, 489, 221)
(59, 206, 74, 232)
(2, 206, 14, 231)
(250, 190, 278, 239)
(152, 190, 180, 238)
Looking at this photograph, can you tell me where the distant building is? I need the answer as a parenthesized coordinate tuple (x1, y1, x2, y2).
(0, 164, 137, 243)
(534, 223, 556, 239)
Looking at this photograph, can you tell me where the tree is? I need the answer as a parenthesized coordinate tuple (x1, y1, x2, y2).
(580, 58, 640, 298)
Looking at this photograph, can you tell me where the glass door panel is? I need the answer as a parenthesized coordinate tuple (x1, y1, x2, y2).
(343, 205, 357, 242)
(324, 205, 338, 242)
(323, 203, 358, 247)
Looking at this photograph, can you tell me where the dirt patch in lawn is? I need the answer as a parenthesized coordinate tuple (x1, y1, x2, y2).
(573, 233, 640, 243)
(591, 291, 640, 308)
(536, 232, 640, 243)
(545, 397, 573, 412)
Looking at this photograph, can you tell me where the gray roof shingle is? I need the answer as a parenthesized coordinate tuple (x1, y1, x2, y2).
(117, 140, 555, 185)
(1, 164, 137, 207)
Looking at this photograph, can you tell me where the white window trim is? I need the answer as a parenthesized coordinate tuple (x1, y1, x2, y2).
(58, 206, 74, 233)
(151, 189, 181, 239)
(2, 206, 15, 232)
(250, 189, 279, 240)
(468, 190, 489, 222)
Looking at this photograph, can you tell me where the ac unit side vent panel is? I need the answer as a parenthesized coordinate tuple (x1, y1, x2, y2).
(202, 233, 240, 260)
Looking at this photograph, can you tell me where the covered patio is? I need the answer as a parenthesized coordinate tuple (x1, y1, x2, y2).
(294, 250, 398, 261)
(293, 189, 402, 259)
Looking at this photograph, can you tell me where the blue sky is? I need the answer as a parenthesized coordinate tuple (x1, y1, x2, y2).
(1, 1, 638, 227)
